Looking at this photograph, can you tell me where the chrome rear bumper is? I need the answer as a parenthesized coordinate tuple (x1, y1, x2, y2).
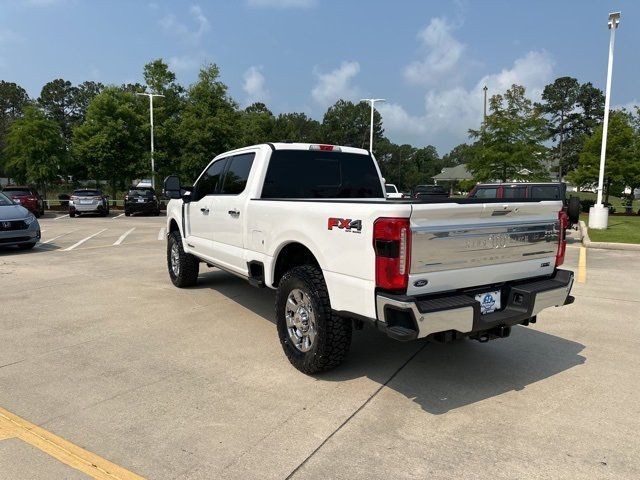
(376, 269, 574, 341)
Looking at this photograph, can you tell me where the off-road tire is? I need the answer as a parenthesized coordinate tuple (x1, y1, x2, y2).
(276, 265, 352, 374)
(167, 230, 199, 287)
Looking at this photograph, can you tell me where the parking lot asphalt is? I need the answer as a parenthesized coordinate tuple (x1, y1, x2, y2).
(1, 215, 639, 479)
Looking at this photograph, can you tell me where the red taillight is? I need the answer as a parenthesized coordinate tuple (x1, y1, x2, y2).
(373, 217, 411, 290)
(556, 210, 568, 267)
(309, 144, 341, 152)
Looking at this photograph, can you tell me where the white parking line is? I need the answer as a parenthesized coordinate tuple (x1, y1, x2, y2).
(157, 227, 166, 240)
(40, 230, 75, 245)
(54, 214, 70, 220)
(113, 228, 135, 246)
(62, 229, 107, 251)
(113, 213, 125, 219)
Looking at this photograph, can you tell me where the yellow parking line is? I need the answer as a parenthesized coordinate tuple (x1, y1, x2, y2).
(577, 247, 587, 283)
(0, 406, 145, 480)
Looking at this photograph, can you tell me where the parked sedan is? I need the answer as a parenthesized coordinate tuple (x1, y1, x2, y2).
(0, 192, 40, 250)
(1, 186, 45, 217)
(69, 189, 110, 217)
(124, 187, 161, 216)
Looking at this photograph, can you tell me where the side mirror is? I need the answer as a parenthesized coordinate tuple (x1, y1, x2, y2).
(163, 175, 182, 199)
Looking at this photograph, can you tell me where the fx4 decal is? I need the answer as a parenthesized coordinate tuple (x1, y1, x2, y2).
(328, 217, 362, 233)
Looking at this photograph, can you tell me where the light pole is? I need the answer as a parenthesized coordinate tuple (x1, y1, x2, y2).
(360, 98, 385, 152)
(482, 85, 488, 125)
(136, 92, 165, 190)
(589, 11, 621, 230)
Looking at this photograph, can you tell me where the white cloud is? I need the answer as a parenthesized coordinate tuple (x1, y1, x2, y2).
(243, 66, 269, 105)
(404, 17, 466, 86)
(159, 4, 210, 45)
(246, 0, 316, 8)
(168, 52, 207, 72)
(614, 100, 639, 112)
(311, 61, 361, 106)
(380, 50, 555, 150)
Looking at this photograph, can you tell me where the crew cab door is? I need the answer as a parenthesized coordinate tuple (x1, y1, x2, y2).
(208, 152, 255, 274)
(185, 157, 227, 260)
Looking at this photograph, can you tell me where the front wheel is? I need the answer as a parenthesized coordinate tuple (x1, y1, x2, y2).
(167, 230, 199, 287)
(18, 242, 36, 250)
(275, 265, 352, 374)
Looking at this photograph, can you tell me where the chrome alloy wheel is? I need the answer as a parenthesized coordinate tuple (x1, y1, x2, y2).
(285, 288, 317, 352)
(170, 242, 180, 277)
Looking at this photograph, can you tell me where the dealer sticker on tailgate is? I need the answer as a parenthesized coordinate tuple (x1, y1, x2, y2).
(475, 290, 501, 315)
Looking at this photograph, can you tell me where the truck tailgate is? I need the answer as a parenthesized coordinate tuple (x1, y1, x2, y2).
(408, 201, 562, 295)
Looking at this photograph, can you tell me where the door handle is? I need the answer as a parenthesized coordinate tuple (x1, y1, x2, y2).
(228, 209, 240, 217)
(200, 207, 209, 214)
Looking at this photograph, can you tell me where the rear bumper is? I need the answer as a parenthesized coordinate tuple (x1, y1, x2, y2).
(125, 201, 158, 213)
(375, 269, 574, 341)
(70, 203, 107, 213)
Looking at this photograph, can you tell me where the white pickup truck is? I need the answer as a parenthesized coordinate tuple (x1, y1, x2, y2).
(163, 142, 574, 374)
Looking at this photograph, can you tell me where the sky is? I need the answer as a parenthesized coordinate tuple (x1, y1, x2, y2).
(1, 0, 638, 154)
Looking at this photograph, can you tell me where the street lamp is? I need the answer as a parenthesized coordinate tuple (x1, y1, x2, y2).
(136, 92, 165, 190)
(589, 11, 621, 230)
(360, 98, 385, 152)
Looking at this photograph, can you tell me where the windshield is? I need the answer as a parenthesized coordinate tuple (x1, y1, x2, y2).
(385, 185, 397, 193)
(0, 192, 14, 206)
(73, 190, 102, 197)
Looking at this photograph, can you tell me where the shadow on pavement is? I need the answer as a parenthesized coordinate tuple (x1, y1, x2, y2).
(195, 269, 586, 415)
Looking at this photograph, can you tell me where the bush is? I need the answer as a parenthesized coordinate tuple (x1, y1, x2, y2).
(580, 199, 595, 212)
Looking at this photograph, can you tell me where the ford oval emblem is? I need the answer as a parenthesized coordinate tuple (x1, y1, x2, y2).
(413, 279, 428, 287)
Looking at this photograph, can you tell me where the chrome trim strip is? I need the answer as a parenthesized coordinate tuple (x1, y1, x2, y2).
(411, 219, 557, 233)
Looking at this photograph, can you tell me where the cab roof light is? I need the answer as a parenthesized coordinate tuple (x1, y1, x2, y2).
(309, 144, 341, 152)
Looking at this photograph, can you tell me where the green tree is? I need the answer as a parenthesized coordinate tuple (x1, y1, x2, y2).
(469, 84, 549, 182)
(538, 77, 581, 179)
(72, 87, 147, 198)
(3, 106, 64, 196)
(38, 78, 78, 141)
(0, 81, 30, 171)
(176, 63, 240, 180)
(238, 102, 274, 145)
(442, 143, 474, 166)
(271, 112, 321, 143)
(322, 100, 383, 150)
(570, 110, 640, 206)
(72, 81, 104, 122)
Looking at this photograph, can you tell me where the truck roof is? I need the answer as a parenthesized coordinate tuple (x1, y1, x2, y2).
(215, 142, 370, 158)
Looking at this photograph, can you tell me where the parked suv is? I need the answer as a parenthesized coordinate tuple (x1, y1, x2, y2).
(124, 187, 161, 216)
(1, 186, 45, 217)
(69, 189, 110, 217)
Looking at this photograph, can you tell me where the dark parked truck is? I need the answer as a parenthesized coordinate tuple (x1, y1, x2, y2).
(163, 143, 575, 374)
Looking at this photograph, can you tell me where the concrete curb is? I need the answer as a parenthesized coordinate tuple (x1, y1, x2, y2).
(579, 220, 640, 251)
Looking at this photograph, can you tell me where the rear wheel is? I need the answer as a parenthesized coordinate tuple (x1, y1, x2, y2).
(275, 265, 352, 374)
(167, 230, 199, 287)
(69, 211, 75, 218)
(124, 211, 131, 217)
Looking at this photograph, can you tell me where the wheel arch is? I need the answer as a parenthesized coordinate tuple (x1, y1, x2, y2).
(272, 241, 322, 288)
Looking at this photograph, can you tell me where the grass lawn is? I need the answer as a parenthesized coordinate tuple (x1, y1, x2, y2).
(570, 191, 629, 210)
(582, 214, 640, 244)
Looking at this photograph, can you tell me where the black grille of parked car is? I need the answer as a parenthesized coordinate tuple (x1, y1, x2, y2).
(0, 220, 27, 231)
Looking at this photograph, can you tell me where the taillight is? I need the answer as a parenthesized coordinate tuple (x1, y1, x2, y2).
(373, 217, 411, 290)
(309, 144, 341, 152)
(556, 210, 568, 267)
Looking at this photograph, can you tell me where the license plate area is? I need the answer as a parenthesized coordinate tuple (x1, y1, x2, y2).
(475, 290, 501, 315)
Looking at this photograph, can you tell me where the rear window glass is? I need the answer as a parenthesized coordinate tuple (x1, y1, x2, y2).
(128, 189, 154, 196)
(472, 187, 498, 199)
(73, 190, 101, 197)
(3, 189, 31, 196)
(385, 185, 397, 193)
(530, 185, 560, 200)
(261, 150, 383, 199)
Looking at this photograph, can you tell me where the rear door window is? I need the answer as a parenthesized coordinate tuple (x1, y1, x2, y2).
(473, 187, 498, 199)
(503, 186, 527, 199)
(261, 150, 383, 198)
(220, 153, 255, 195)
